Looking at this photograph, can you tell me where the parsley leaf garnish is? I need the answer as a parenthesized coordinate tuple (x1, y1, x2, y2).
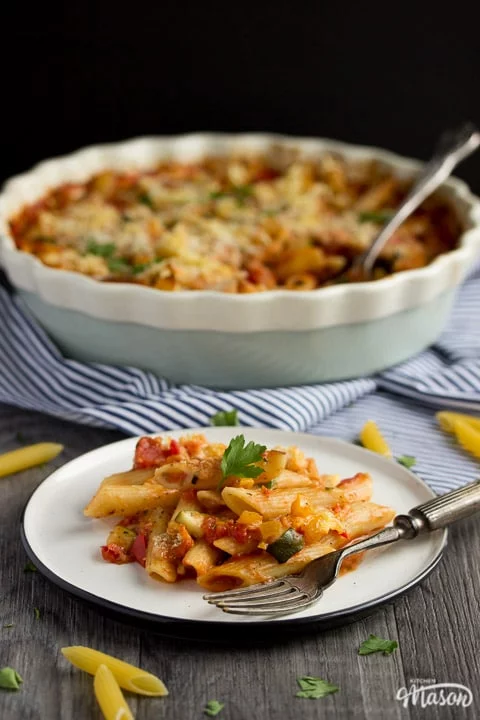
(296, 677, 339, 699)
(397, 455, 416, 469)
(85, 240, 116, 258)
(358, 210, 394, 224)
(33, 608, 41, 621)
(131, 262, 152, 274)
(209, 184, 254, 206)
(211, 409, 239, 427)
(138, 192, 155, 209)
(24, 562, 37, 573)
(0, 667, 23, 690)
(107, 258, 130, 274)
(204, 700, 225, 717)
(218, 434, 266, 489)
(358, 634, 398, 655)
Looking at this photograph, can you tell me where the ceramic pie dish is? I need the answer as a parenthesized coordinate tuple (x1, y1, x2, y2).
(1, 133, 479, 388)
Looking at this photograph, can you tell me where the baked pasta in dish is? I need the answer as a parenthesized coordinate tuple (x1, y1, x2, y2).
(10, 150, 460, 292)
(84, 434, 395, 591)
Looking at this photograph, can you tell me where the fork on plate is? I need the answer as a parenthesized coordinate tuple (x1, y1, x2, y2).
(203, 479, 480, 617)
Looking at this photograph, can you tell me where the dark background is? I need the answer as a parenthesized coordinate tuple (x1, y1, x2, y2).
(2, 1, 480, 189)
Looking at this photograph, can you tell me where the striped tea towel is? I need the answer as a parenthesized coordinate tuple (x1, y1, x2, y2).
(0, 265, 479, 493)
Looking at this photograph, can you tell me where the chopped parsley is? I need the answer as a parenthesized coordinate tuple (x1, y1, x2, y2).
(358, 210, 394, 224)
(131, 262, 152, 274)
(107, 258, 131, 274)
(397, 455, 416, 469)
(85, 239, 116, 258)
(33, 608, 41, 621)
(263, 478, 276, 489)
(0, 668, 23, 690)
(296, 677, 339, 699)
(24, 562, 37, 573)
(211, 409, 239, 427)
(358, 634, 398, 656)
(204, 700, 225, 717)
(218, 434, 266, 489)
(138, 192, 155, 209)
(210, 184, 254, 206)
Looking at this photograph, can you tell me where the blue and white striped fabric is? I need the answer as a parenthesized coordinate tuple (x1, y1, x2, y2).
(1, 265, 479, 494)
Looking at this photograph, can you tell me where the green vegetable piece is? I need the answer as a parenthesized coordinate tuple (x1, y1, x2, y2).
(295, 676, 339, 699)
(204, 700, 225, 716)
(358, 210, 394, 224)
(107, 258, 130, 274)
(397, 455, 416, 469)
(267, 528, 304, 563)
(0, 668, 23, 690)
(219, 435, 266, 489)
(85, 239, 116, 258)
(131, 262, 152, 274)
(24, 561, 37, 573)
(211, 409, 238, 427)
(358, 634, 398, 655)
(138, 192, 155, 209)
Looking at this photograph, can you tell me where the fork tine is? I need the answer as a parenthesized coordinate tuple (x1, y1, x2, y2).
(216, 588, 302, 609)
(205, 584, 293, 606)
(220, 595, 317, 616)
(202, 579, 285, 602)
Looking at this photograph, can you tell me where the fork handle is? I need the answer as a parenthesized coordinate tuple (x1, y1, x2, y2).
(395, 479, 480, 536)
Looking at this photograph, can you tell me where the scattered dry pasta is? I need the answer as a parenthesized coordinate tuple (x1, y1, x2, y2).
(436, 411, 480, 459)
(84, 433, 395, 591)
(61, 647, 168, 697)
(94, 665, 134, 720)
(359, 421, 392, 457)
(0, 443, 63, 478)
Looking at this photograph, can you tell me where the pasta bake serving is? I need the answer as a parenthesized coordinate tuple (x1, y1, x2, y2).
(10, 151, 459, 292)
(84, 434, 395, 592)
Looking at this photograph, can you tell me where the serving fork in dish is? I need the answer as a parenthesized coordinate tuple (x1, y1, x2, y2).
(204, 479, 480, 617)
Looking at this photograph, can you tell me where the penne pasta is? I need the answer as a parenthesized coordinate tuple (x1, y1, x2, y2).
(0, 443, 63, 479)
(436, 411, 480, 433)
(94, 664, 134, 720)
(437, 414, 480, 459)
(222, 473, 372, 519)
(199, 501, 395, 592)
(87, 433, 394, 591)
(61, 646, 168, 696)
(183, 540, 223, 576)
(84, 484, 180, 518)
(360, 420, 392, 457)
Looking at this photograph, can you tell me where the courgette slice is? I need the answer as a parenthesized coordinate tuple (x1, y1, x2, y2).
(175, 510, 207, 538)
(267, 528, 304, 563)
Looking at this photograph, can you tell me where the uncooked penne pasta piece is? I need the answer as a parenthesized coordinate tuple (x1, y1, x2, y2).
(61, 646, 168, 696)
(94, 664, 134, 720)
(222, 473, 372, 519)
(437, 415, 480, 459)
(360, 420, 392, 457)
(436, 411, 480, 433)
(84, 484, 180, 518)
(183, 540, 223, 576)
(0, 443, 63, 479)
(198, 501, 394, 592)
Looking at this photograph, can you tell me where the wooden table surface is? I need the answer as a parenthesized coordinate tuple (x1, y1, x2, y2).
(1, 404, 479, 720)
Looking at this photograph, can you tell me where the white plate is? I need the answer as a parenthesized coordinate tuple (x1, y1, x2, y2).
(21, 428, 447, 630)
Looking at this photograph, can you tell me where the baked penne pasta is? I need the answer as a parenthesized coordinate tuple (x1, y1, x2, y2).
(94, 664, 134, 720)
(85, 433, 395, 590)
(61, 646, 168, 696)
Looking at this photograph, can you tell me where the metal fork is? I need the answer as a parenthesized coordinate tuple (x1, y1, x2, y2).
(203, 479, 480, 617)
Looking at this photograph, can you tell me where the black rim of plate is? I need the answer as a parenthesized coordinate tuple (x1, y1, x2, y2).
(20, 504, 448, 634)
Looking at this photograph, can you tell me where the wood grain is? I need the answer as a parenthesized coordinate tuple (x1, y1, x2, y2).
(1, 404, 479, 719)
